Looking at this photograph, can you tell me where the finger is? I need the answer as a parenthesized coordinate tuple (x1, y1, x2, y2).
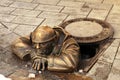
(37, 60, 41, 71)
(32, 61, 36, 68)
(41, 60, 45, 71)
(34, 61, 38, 70)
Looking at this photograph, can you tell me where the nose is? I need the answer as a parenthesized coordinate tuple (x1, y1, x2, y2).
(35, 43, 40, 49)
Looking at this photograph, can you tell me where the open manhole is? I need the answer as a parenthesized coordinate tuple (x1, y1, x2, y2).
(59, 18, 114, 73)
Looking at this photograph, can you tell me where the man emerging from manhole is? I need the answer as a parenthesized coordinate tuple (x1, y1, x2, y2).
(12, 25, 80, 72)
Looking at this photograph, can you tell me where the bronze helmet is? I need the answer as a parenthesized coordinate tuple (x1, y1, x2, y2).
(31, 25, 56, 43)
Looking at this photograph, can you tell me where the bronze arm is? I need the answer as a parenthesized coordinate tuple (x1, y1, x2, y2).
(47, 38, 80, 72)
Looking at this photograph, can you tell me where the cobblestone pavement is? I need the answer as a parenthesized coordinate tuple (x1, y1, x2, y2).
(0, 0, 120, 80)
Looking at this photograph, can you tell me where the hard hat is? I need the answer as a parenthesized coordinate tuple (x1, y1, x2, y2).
(31, 25, 56, 43)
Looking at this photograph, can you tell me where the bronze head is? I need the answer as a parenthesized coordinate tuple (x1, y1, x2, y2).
(30, 26, 56, 55)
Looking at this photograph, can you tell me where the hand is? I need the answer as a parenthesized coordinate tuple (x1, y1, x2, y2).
(32, 57, 47, 71)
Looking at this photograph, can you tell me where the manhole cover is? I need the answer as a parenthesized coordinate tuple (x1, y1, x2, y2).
(59, 18, 114, 44)
(59, 18, 114, 72)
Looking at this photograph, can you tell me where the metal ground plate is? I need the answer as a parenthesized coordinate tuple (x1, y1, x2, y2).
(59, 18, 114, 44)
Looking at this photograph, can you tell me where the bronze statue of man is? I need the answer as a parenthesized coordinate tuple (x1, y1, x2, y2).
(12, 26, 80, 72)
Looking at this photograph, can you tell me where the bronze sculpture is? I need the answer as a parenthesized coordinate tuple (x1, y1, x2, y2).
(12, 25, 80, 72)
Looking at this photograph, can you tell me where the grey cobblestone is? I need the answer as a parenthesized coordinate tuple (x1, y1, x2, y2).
(14, 24, 36, 36)
(38, 11, 67, 20)
(0, 14, 16, 22)
(33, 0, 60, 5)
(10, 1, 38, 9)
(11, 9, 41, 17)
(35, 4, 63, 12)
(0, 6, 15, 14)
(0, 28, 12, 37)
(111, 24, 120, 38)
(57, 0, 85, 7)
(12, 16, 44, 25)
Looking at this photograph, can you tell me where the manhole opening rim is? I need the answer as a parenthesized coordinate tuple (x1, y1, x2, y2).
(59, 18, 114, 44)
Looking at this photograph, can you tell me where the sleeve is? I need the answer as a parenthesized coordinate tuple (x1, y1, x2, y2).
(11, 35, 32, 60)
(47, 38, 80, 72)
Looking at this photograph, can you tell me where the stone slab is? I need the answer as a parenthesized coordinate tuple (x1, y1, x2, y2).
(11, 9, 41, 17)
(0, 6, 15, 14)
(103, 0, 120, 4)
(11, 0, 33, 2)
(10, 2, 38, 10)
(62, 7, 91, 15)
(65, 14, 86, 20)
(32, 0, 60, 5)
(0, 14, 16, 22)
(12, 16, 44, 26)
(83, 3, 112, 10)
(35, 4, 63, 12)
(13, 25, 36, 36)
(57, 0, 84, 7)
(87, 60, 112, 80)
(38, 11, 67, 20)
(0, 0, 13, 7)
(2, 22, 18, 31)
(41, 18, 63, 27)
(88, 9, 110, 20)
(0, 28, 12, 37)
(0, 32, 19, 48)
(107, 59, 120, 80)
(76, 0, 103, 3)
(99, 39, 120, 63)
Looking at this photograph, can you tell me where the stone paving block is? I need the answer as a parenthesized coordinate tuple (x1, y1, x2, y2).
(0, 28, 12, 37)
(12, 16, 44, 26)
(0, 23, 4, 29)
(33, 0, 60, 5)
(11, 0, 33, 2)
(99, 39, 120, 63)
(0, 14, 16, 22)
(2, 22, 18, 31)
(57, 0, 84, 7)
(35, 4, 63, 12)
(103, 0, 120, 4)
(110, 24, 120, 38)
(87, 60, 112, 80)
(115, 42, 120, 59)
(62, 7, 91, 15)
(107, 59, 120, 80)
(0, 32, 19, 48)
(14, 25, 36, 36)
(0, 0, 13, 7)
(11, 9, 41, 17)
(38, 11, 67, 20)
(106, 14, 120, 24)
(0, 61, 18, 76)
(0, 6, 15, 14)
(76, 0, 103, 3)
(41, 18, 63, 27)
(65, 14, 86, 20)
(88, 9, 109, 20)
(83, 2, 112, 10)
(10, 2, 38, 10)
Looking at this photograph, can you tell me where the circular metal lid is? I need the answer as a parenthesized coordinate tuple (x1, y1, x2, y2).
(59, 18, 114, 44)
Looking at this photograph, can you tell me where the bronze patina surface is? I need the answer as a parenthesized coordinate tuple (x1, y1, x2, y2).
(59, 18, 114, 44)
(12, 25, 80, 72)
